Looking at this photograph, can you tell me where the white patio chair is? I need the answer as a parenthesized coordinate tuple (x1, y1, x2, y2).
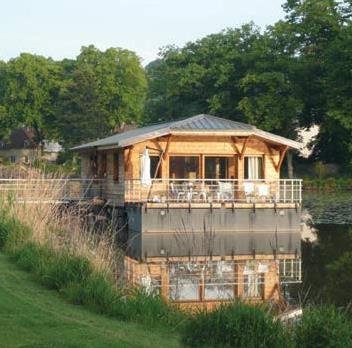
(217, 181, 234, 201)
(257, 183, 270, 202)
(243, 182, 255, 203)
(169, 182, 186, 202)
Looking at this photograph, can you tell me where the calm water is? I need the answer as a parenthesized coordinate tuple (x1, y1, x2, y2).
(303, 192, 352, 224)
(300, 191, 352, 303)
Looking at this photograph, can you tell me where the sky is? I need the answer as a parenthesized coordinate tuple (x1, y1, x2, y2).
(0, 0, 286, 65)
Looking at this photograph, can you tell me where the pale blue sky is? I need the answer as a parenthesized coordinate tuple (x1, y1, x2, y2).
(0, 0, 286, 64)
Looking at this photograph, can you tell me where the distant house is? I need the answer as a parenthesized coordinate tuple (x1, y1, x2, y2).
(0, 128, 62, 164)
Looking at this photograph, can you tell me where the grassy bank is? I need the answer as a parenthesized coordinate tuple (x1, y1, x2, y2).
(0, 252, 181, 348)
(0, 207, 187, 330)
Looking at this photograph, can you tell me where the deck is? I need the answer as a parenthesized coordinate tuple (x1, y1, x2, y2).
(0, 178, 302, 205)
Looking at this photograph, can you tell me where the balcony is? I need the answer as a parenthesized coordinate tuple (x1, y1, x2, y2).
(124, 179, 302, 205)
(0, 178, 302, 206)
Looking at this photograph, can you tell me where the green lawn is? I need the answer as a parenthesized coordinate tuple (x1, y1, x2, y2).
(0, 253, 181, 348)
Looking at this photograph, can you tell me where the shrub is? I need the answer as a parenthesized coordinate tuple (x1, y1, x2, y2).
(0, 212, 31, 250)
(39, 251, 93, 290)
(119, 289, 187, 327)
(294, 306, 352, 348)
(324, 177, 337, 191)
(182, 302, 290, 348)
(63, 272, 121, 313)
(326, 252, 352, 306)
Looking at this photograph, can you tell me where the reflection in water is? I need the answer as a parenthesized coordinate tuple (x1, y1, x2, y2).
(299, 192, 352, 303)
(300, 223, 352, 303)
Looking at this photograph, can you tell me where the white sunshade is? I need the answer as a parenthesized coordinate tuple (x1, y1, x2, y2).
(140, 148, 151, 186)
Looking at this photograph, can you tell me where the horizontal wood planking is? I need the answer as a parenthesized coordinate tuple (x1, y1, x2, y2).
(80, 135, 285, 205)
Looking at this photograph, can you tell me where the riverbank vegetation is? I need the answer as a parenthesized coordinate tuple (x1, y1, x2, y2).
(0, 179, 351, 347)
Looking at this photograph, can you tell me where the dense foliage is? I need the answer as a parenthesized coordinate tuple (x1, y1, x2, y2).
(0, 46, 147, 148)
(146, 0, 352, 170)
(294, 306, 352, 348)
(182, 302, 290, 348)
(0, 0, 352, 168)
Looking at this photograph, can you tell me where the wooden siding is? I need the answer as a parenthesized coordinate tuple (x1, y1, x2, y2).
(125, 135, 282, 181)
(80, 135, 287, 206)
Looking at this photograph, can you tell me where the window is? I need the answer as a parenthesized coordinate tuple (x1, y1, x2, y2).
(204, 261, 235, 300)
(244, 156, 263, 179)
(243, 261, 264, 298)
(205, 157, 229, 179)
(10, 155, 16, 163)
(279, 259, 301, 283)
(169, 263, 200, 301)
(90, 154, 98, 176)
(169, 156, 199, 179)
(113, 152, 119, 181)
(150, 155, 161, 179)
(99, 153, 107, 177)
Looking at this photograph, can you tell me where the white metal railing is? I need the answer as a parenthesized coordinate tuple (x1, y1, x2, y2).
(0, 178, 302, 204)
(124, 179, 302, 204)
(0, 178, 104, 202)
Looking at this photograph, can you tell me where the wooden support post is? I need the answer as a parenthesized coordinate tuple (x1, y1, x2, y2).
(276, 146, 289, 172)
(240, 136, 250, 160)
(163, 135, 171, 160)
(230, 136, 241, 155)
(147, 135, 172, 201)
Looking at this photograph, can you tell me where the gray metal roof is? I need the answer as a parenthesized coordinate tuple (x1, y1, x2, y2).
(71, 114, 301, 151)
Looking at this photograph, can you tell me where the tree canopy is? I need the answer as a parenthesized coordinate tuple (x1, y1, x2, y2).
(0, 1, 352, 170)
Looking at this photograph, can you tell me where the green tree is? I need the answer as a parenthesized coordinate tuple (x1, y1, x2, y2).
(313, 23, 352, 168)
(145, 24, 263, 123)
(0, 53, 62, 144)
(57, 45, 147, 147)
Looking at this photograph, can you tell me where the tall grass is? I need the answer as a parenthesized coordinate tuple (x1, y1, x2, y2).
(182, 302, 291, 348)
(0, 169, 187, 328)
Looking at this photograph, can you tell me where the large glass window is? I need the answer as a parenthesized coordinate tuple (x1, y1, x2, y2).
(169, 263, 200, 301)
(113, 152, 120, 181)
(204, 261, 235, 300)
(244, 156, 263, 180)
(205, 157, 229, 179)
(169, 156, 199, 179)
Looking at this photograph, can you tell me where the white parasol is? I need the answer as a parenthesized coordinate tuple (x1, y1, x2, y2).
(140, 148, 151, 186)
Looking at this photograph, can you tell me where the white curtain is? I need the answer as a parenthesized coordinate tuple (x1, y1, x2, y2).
(140, 148, 151, 186)
(247, 157, 259, 180)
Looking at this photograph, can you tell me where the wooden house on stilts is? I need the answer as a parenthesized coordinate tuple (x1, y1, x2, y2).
(72, 114, 302, 309)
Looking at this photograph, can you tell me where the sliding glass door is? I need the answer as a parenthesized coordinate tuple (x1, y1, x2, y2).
(204, 157, 229, 179)
(169, 156, 200, 179)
